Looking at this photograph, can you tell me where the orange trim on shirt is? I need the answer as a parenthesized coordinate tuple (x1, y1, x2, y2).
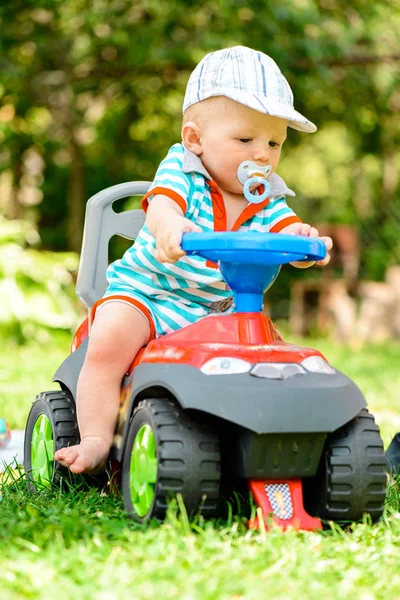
(205, 261, 218, 269)
(208, 180, 227, 232)
(270, 215, 302, 233)
(141, 187, 187, 214)
(205, 181, 227, 268)
(91, 295, 156, 341)
(232, 197, 271, 231)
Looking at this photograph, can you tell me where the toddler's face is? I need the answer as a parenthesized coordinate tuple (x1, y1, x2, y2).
(197, 98, 288, 195)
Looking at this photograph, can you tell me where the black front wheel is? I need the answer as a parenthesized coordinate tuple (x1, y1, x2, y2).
(303, 408, 387, 523)
(24, 390, 80, 492)
(121, 398, 221, 523)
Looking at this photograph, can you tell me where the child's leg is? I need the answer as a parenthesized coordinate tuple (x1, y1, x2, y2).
(54, 302, 151, 474)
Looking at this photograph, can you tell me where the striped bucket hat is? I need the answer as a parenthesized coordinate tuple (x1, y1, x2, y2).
(183, 46, 316, 133)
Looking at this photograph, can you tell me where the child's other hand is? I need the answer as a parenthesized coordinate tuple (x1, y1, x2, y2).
(155, 216, 202, 263)
(281, 222, 333, 268)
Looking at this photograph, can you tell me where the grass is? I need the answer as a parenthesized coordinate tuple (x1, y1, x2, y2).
(0, 331, 72, 429)
(0, 475, 399, 599)
(1, 331, 400, 599)
(0, 472, 399, 600)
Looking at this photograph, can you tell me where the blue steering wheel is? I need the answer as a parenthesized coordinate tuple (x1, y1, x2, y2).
(182, 232, 326, 265)
(182, 232, 326, 313)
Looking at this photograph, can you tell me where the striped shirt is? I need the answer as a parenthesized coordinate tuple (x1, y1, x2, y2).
(104, 143, 300, 336)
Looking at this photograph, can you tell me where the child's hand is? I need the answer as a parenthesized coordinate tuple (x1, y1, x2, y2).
(154, 216, 202, 263)
(280, 222, 333, 268)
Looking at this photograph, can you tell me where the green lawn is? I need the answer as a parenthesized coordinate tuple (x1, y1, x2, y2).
(1, 332, 400, 599)
(0, 332, 73, 430)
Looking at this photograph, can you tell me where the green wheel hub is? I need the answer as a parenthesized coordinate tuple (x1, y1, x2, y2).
(130, 424, 158, 517)
(31, 414, 54, 486)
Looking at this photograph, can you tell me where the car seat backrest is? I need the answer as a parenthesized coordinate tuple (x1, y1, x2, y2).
(76, 181, 151, 310)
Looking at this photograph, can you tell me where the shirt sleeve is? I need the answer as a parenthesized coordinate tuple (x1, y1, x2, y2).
(141, 144, 191, 214)
(268, 196, 302, 233)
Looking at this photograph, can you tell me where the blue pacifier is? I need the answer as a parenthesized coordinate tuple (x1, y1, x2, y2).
(237, 161, 272, 204)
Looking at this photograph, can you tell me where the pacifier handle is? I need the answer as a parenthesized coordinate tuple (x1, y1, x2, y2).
(237, 160, 272, 204)
(243, 177, 270, 203)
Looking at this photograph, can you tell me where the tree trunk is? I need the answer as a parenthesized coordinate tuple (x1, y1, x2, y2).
(67, 141, 85, 252)
(382, 151, 398, 210)
(9, 160, 22, 220)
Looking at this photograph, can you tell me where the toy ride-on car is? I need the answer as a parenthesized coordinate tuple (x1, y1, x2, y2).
(24, 182, 387, 530)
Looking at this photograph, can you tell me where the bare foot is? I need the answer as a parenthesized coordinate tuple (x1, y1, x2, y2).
(54, 436, 110, 474)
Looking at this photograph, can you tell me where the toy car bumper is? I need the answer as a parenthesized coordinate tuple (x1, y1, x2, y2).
(130, 362, 366, 435)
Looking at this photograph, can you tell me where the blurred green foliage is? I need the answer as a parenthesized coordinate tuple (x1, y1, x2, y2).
(0, 0, 399, 280)
(0, 216, 80, 342)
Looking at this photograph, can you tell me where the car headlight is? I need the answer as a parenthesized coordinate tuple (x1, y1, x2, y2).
(301, 356, 335, 375)
(200, 357, 252, 375)
(250, 356, 335, 379)
(250, 363, 305, 379)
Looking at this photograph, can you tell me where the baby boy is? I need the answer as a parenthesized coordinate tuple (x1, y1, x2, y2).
(55, 46, 333, 473)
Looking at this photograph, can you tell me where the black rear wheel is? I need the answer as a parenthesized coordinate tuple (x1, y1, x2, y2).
(24, 390, 80, 492)
(303, 408, 387, 523)
(122, 398, 221, 523)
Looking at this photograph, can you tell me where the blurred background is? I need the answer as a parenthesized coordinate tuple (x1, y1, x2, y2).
(0, 0, 399, 347)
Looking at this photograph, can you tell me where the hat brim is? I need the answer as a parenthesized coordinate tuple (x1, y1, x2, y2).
(199, 90, 317, 133)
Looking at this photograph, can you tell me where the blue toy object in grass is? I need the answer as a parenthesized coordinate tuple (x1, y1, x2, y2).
(0, 418, 11, 448)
